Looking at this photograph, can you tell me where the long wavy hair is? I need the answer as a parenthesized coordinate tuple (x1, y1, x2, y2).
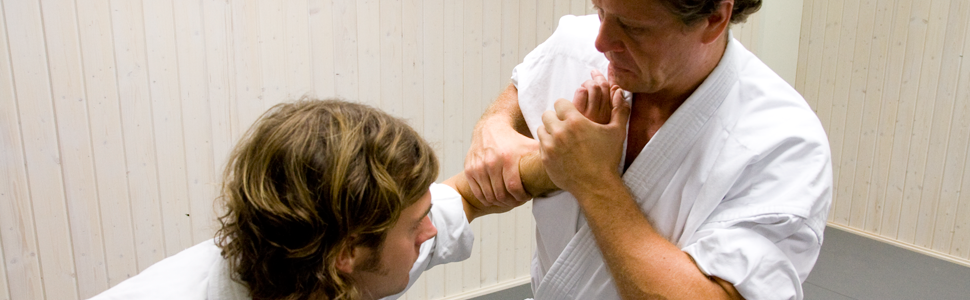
(215, 98, 439, 300)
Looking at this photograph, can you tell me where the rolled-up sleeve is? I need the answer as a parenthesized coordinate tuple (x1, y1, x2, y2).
(683, 214, 821, 300)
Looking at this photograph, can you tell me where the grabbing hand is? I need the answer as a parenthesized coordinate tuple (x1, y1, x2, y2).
(537, 85, 630, 195)
(464, 85, 538, 207)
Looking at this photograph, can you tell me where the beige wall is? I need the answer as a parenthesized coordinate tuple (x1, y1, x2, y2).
(0, 1, 802, 299)
(796, 0, 970, 267)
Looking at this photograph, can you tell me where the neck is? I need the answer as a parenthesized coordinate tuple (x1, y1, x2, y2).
(635, 34, 729, 116)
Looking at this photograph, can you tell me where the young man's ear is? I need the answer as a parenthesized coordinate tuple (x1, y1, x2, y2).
(335, 240, 359, 274)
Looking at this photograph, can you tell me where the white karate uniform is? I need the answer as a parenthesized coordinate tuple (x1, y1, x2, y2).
(89, 183, 473, 300)
(514, 15, 832, 300)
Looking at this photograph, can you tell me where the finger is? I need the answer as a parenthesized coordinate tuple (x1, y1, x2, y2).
(553, 98, 581, 121)
(503, 158, 531, 202)
(479, 174, 499, 205)
(573, 86, 589, 114)
(583, 80, 603, 115)
(488, 165, 513, 206)
(591, 70, 610, 98)
(464, 171, 488, 206)
(591, 69, 607, 83)
(541, 110, 559, 130)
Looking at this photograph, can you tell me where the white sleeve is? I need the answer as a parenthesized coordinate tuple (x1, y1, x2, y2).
(382, 183, 474, 300)
(683, 117, 832, 300)
(511, 14, 609, 138)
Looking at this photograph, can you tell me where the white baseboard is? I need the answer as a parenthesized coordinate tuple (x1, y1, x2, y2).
(826, 222, 970, 268)
(437, 277, 531, 300)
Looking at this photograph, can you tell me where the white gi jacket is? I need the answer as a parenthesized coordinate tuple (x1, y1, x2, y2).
(89, 183, 474, 300)
(515, 15, 832, 300)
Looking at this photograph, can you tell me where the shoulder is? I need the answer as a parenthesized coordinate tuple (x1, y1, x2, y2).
(89, 240, 223, 300)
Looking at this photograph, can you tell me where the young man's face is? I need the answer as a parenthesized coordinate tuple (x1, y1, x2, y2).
(351, 189, 437, 299)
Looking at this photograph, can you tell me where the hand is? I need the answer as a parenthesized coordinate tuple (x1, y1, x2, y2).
(465, 85, 539, 207)
(574, 70, 613, 125)
(537, 86, 630, 194)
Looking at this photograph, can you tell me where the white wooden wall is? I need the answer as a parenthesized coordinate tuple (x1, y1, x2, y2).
(796, 0, 970, 267)
(0, 0, 799, 299)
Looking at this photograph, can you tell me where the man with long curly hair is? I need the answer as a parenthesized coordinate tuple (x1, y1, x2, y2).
(90, 99, 563, 300)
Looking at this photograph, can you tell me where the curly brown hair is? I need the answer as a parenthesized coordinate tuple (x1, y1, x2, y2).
(661, 0, 763, 25)
(215, 98, 439, 300)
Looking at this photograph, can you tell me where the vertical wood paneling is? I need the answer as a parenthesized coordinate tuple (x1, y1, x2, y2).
(929, 0, 970, 253)
(6, 0, 81, 298)
(173, 0, 220, 243)
(536, 0, 554, 43)
(801, 0, 827, 110)
(39, 0, 110, 296)
(110, 0, 167, 271)
(857, 0, 897, 232)
(201, 0, 234, 195)
(308, 0, 336, 98)
(442, 0, 465, 295)
(870, 0, 912, 234)
(794, 0, 813, 93)
(0, 244, 7, 300)
(797, 0, 970, 267)
(401, 0, 424, 132)
(330, 0, 358, 101)
(380, 0, 404, 118)
(891, 0, 936, 243)
(879, 0, 922, 238)
(229, 0, 263, 135)
(554, 0, 569, 29)
(356, 0, 380, 108)
(76, 0, 139, 287)
(908, 0, 953, 247)
(518, 0, 536, 63)
(143, 0, 194, 256)
(0, 1, 46, 298)
(843, 0, 878, 229)
(284, 0, 312, 100)
(828, 0, 864, 225)
(947, 0, 970, 259)
(256, 0, 286, 108)
(462, 0, 483, 292)
(828, 0, 862, 224)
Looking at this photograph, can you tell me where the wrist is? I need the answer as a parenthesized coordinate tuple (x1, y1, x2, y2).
(568, 170, 625, 207)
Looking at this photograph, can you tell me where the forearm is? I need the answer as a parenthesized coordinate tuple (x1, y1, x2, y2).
(476, 83, 531, 138)
(446, 152, 558, 222)
(573, 177, 741, 300)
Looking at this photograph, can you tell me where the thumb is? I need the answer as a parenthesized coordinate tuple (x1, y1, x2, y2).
(610, 86, 631, 127)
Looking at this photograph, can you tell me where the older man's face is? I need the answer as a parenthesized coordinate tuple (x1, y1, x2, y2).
(593, 0, 712, 96)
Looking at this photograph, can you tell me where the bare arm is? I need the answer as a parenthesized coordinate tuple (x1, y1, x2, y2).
(444, 150, 557, 222)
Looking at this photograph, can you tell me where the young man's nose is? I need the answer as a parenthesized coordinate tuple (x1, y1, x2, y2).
(418, 216, 437, 244)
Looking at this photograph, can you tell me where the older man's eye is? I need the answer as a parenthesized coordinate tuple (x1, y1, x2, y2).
(619, 22, 646, 34)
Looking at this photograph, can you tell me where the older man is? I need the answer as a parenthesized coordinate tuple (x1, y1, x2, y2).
(464, 0, 832, 299)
